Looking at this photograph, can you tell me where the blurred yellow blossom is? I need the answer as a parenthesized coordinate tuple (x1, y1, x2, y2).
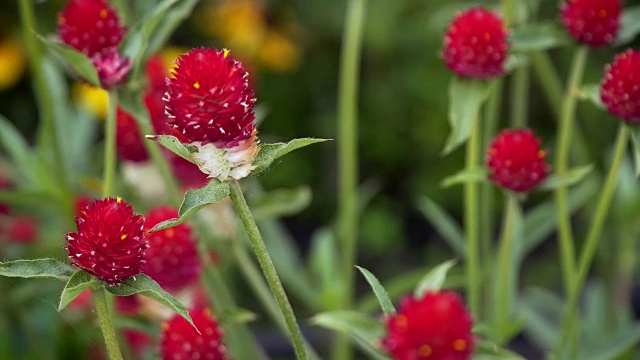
(0, 36, 26, 90)
(72, 82, 108, 119)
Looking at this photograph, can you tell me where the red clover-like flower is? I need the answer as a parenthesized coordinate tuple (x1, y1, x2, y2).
(164, 47, 259, 181)
(160, 308, 229, 360)
(561, 0, 622, 47)
(116, 108, 149, 162)
(600, 49, 640, 123)
(442, 8, 509, 79)
(143, 207, 202, 292)
(381, 291, 474, 360)
(487, 129, 549, 193)
(57, 0, 130, 88)
(65, 197, 148, 285)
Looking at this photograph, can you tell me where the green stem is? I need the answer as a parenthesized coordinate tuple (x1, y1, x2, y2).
(91, 286, 123, 360)
(510, 65, 529, 127)
(228, 181, 307, 360)
(18, 0, 70, 209)
(556, 124, 630, 358)
(502, 0, 516, 26)
(531, 51, 563, 119)
(139, 121, 181, 205)
(495, 193, 519, 343)
(334, 0, 367, 357)
(103, 91, 118, 198)
(554, 46, 588, 296)
(465, 116, 482, 318)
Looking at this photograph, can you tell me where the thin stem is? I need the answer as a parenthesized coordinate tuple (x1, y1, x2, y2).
(91, 286, 123, 360)
(502, 0, 516, 26)
(228, 181, 307, 360)
(335, 0, 367, 357)
(556, 124, 630, 358)
(465, 116, 482, 317)
(510, 65, 529, 127)
(103, 91, 119, 198)
(554, 46, 588, 296)
(531, 51, 563, 119)
(495, 193, 519, 343)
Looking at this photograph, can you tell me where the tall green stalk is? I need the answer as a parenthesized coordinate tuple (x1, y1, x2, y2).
(92, 286, 124, 360)
(228, 181, 307, 360)
(103, 91, 119, 198)
(335, 0, 367, 358)
(554, 46, 588, 296)
(495, 193, 519, 343)
(556, 124, 630, 358)
(465, 118, 482, 317)
(510, 66, 529, 127)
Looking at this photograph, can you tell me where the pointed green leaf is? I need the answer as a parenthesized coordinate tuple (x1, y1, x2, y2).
(311, 311, 389, 360)
(414, 260, 457, 297)
(0, 115, 41, 186)
(578, 84, 605, 109)
(146, 0, 200, 55)
(616, 5, 640, 46)
(251, 186, 312, 221)
(37, 35, 100, 87)
(443, 78, 493, 155)
(0, 259, 76, 282)
(441, 167, 488, 188)
(59, 271, 97, 311)
(356, 266, 396, 316)
(538, 164, 593, 191)
(509, 22, 570, 52)
(106, 274, 196, 330)
(151, 180, 230, 231)
(252, 138, 330, 174)
(416, 197, 465, 257)
(148, 135, 198, 163)
(630, 127, 640, 177)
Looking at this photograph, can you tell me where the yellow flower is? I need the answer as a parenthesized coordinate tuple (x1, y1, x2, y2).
(258, 30, 301, 72)
(0, 36, 26, 90)
(72, 82, 108, 119)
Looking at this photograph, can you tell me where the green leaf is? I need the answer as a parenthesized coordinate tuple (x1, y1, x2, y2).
(578, 84, 605, 109)
(217, 307, 258, 325)
(473, 340, 526, 359)
(120, 0, 179, 81)
(149, 135, 198, 163)
(106, 274, 196, 330)
(538, 165, 593, 191)
(414, 259, 457, 297)
(629, 127, 640, 177)
(151, 180, 230, 231)
(416, 197, 465, 257)
(509, 22, 570, 52)
(308, 227, 343, 309)
(355, 266, 396, 316)
(616, 5, 640, 45)
(311, 311, 389, 360)
(58, 271, 97, 311)
(579, 324, 640, 360)
(250, 186, 312, 221)
(443, 78, 493, 155)
(441, 167, 488, 188)
(0, 115, 41, 186)
(37, 35, 100, 87)
(146, 0, 200, 55)
(252, 138, 330, 174)
(0, 259, 76, 282)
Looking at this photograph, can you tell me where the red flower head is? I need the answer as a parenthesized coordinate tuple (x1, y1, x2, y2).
(487, 128, 549, 192)
(600, 50, 640, 123)
(4, 216, 38, 243)
(165, 48, 259, 181)
(160, 308, 229, 360)
(116, 108, 149, 162)
(442, 8, 509, 79)
(57, 0, 129, 88)
(561, 0, 621, 47)
(381, 291, 474, 360)
(143, 207, 202, 293)
(65, 197, 148, 285)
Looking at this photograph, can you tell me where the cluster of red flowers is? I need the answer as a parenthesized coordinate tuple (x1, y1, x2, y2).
(57, 0, 130, 88)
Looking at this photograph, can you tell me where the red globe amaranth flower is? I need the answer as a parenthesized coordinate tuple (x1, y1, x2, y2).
(160, 308, 229, 360)
(164, 48, 259, 181)
(116, 108, 150, 162)
(4, 216, 38, 243)
(600, 50, 640, 123)
(442, 8, 509, 79)
(561, 0, 621, 47)
(143, 207, 201, 292)
(65, 197, 148, 285)
(487, 129, 549, 192)
(57, 0, 125, 56)
(57, 0, 129, 88)
(381, 291, 474, 360)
